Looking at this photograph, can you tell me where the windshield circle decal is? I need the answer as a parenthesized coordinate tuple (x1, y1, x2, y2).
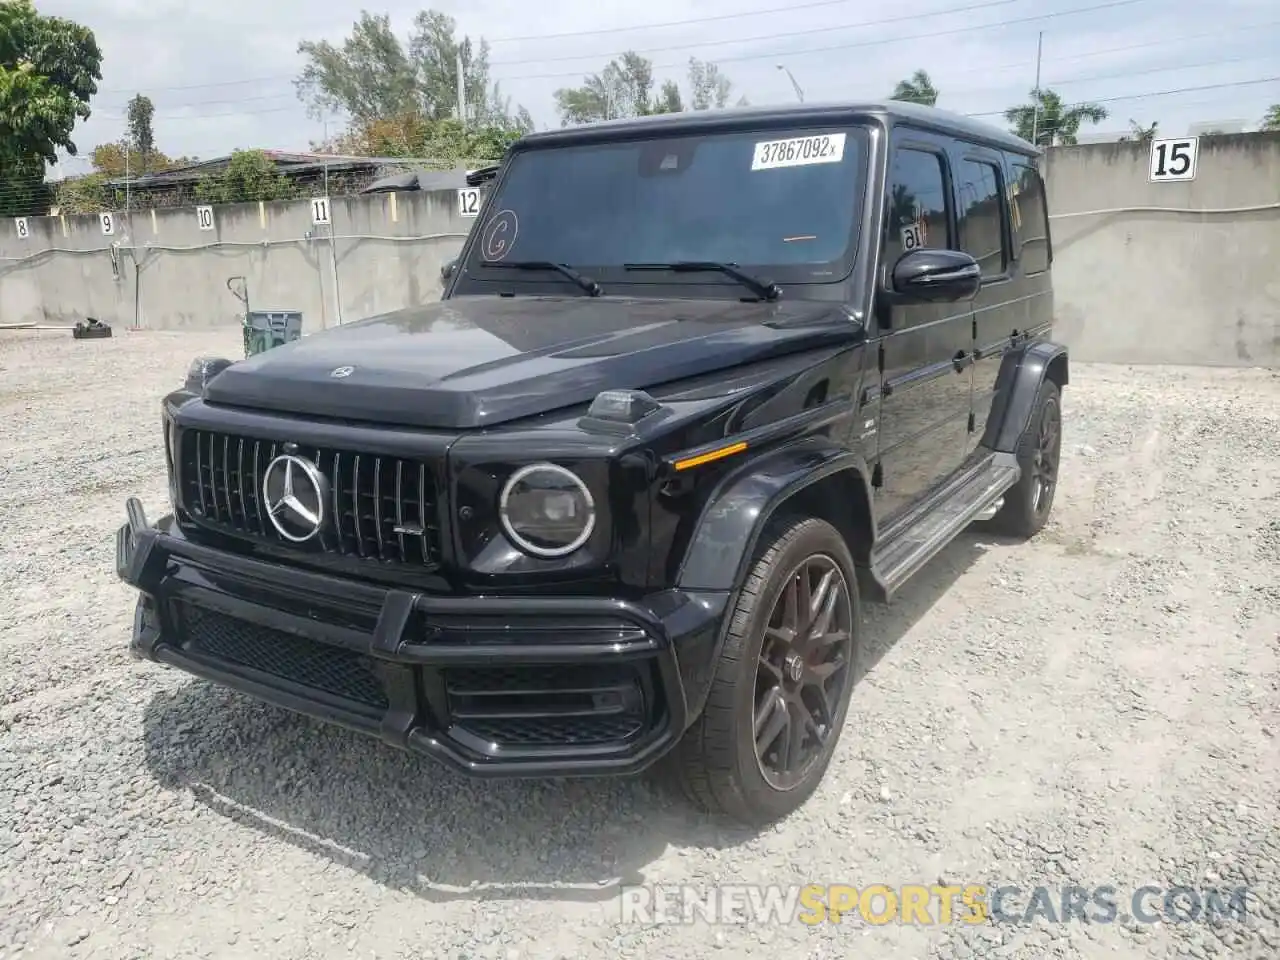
(481, 209, 519, 261)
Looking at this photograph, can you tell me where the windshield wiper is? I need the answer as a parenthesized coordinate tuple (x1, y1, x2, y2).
(623, 261, 781, 301)
(480, 260, 603, 296)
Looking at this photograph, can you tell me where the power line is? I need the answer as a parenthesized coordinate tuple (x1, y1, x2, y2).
(486, 0, 1151, 70)
(99, 48, 1280, 122)
(2, 81, 1273, 206)
(483, 0, 1011, 44)
(94, 0, 1020, 96)
(1045, 52, 1277, 88)
(92, 0, 1145, 99)
(112, 47, 1277, 116)
(963, 75, 1280, 118)
(89, 12, 1278, 109)
(48, 78, 1280, 171)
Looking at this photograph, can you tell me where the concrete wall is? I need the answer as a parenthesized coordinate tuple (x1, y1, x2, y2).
(2, 133, 1277, 367)
(1045, 133, 1280, 367)
(0, 190, 475, 334)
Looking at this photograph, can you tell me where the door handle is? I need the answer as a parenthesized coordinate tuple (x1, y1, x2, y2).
(952, 350, 973, 372)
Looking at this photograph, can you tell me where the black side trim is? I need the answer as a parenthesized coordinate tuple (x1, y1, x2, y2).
(982, 339, 1069, 452)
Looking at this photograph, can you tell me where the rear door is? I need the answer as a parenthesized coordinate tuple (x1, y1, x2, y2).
(947, 142, 1016, 456)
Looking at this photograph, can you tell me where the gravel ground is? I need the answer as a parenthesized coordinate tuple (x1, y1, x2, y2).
(1, 328, 1277, 960)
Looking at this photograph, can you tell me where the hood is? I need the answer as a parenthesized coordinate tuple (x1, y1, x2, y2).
(202, 296, 864, 430)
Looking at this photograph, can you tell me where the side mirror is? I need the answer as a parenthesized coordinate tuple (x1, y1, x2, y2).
(891, 249, 982, 303)
(440, 258, 458, 282)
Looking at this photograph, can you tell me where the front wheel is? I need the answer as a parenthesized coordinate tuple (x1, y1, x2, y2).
(672, 516, 860, 825)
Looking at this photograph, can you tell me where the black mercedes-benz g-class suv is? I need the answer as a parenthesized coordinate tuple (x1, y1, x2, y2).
(116, 101, 1065, 825)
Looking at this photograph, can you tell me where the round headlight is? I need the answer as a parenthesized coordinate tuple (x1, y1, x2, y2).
(499, 463, 596, 558)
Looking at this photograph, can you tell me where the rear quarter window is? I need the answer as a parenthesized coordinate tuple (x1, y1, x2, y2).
(1009, 160, 1051, 274)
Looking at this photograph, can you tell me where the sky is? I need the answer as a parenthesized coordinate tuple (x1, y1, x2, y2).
(38, 0, 1280, 172)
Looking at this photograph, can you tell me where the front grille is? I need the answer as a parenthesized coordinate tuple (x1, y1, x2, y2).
(179, 429, 440, 566)
(444, 664, 654, 749)
(176, 602, 388, 712)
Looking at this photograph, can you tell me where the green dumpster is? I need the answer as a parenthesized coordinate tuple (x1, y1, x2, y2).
(243, 310, 303, 357)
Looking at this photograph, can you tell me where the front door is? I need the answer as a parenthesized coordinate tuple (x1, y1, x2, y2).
(871, 131, 972, 523)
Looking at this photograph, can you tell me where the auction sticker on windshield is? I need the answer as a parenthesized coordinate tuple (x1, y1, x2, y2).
(751, 133, 846, 171)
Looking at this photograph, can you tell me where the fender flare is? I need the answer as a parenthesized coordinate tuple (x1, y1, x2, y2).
(982, 339, 1069, 452)
(675, 436, 876, 594)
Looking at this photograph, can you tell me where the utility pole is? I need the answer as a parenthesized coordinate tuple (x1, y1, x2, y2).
(322, 117, 330, 195)
(124, 135, 131, 212)
(456, 49, 467, 127)
(1030, 31, 1044, 146)
(776, 64, 805, 103)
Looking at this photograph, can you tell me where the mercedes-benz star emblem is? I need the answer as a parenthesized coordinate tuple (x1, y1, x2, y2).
(330, 365, 355, 379)
(262, 454, 329, 543)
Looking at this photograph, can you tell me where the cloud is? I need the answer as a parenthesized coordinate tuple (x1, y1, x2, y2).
(37, 0, 1280, 163)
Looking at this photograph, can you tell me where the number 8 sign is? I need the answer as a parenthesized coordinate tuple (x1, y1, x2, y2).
(14, 217, 29, 239)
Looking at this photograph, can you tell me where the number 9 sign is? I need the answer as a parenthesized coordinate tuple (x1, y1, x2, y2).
(100, 212, 115, 236)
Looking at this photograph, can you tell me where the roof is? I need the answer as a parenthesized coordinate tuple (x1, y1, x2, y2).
(103, 150, 399, 188)
(517, 100, 1039, 157)
(360, 167, 471, 193)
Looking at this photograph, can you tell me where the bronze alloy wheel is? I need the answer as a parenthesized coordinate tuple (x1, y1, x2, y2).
(1031, 393, 1061, 518)
(752, 553, 855, 791)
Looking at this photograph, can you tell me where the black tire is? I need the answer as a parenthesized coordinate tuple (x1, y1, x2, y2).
(987, 378, 1062, 538)
(671, 516, 860, 825)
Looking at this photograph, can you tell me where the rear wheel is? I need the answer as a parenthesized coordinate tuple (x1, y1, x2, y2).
(988, 379, 1062, 538)
(672, 516, 860, 825)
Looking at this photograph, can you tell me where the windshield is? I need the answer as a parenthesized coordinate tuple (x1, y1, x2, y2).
(463, 125, 868, 291)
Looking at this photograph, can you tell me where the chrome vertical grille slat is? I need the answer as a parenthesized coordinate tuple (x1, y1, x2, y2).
(252, 441, 264, 533)
(177, 428, 440, 568)
(372, 457, 385, 559)
(205, 432, 219, 521)
(351, 454, 365, 558)
(418, 462, 430, 560)
(332, 451, 343, 548)
(221, 435, 234, 523)
(235, 438, 248, 529)
(194, 435, 207, 516)
(394, 461, 406, 557)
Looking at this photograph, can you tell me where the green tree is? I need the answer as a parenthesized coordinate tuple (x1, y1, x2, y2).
(125, 94, 156, 172)
(295, 10, 532, 133)
(652, 80, 684, 115)
(889, 69, 938, 107)
(51, 172, 108, 214)
(0, 0, 102, 215)
(554, 52, 658, 124)
(687, 57, 734, 110)
(1006, 88, 1107, 146)
(553, 52, 743, 125)
(1261, 104, 1280, 131)
(1119, 119, 1158, 144)
(318, 111, 522, 163)
(195, 150, 295, 204)
(89, 141, 194, 177)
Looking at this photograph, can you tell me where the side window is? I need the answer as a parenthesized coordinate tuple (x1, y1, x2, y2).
(955, 158, 1008, 277)
(1010, 161, 1051, 274)
(885, 147, 950, 268)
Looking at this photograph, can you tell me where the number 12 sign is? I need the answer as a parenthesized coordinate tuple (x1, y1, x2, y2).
(1149, 137, 1199, 183)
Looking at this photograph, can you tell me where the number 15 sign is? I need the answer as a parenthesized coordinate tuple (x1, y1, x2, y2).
(1149, 137, 1199, 183)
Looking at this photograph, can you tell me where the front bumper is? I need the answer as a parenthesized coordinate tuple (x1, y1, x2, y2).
(116, 498, 728, 777)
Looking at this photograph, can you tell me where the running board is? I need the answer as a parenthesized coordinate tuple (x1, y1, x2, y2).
(868, 452, 1021, 601)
